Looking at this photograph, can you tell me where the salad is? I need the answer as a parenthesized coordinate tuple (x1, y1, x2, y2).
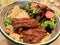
(23, 2, 57, 32)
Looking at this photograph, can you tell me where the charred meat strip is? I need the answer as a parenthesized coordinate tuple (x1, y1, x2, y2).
(12, 18, 47, 43)
(22, 27, 47, 44)
(12, 18, 39, 29)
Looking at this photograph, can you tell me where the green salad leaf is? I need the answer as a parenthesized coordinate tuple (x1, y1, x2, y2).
(40, 18, 56, 29)
(4, 17, 12, 26)
(29, 6, 35, 13)
(23, 2, 41, 14)
(23, 3, 30, 12)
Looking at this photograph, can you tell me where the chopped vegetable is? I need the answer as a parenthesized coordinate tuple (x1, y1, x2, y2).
(4, 17, 12, 26)
(45, 11, 54, 18)
(30, 6, 41, 14)
(23, 2, 36, 13)
(31, 2, 37, 7)
(23, 3, 30, 12)
(38, 4, 45, 9)
(29, 6, 35, 13)
(40, 18, 56, 29)
(23, 2, 42, 14)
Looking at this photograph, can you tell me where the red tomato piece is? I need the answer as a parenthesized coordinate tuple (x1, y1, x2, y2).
(45, 11, 54, 18)
(38, 4, 45, 9)
(31, 2, 37, 7)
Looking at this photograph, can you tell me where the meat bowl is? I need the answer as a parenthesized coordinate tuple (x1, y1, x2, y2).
(0, 1, 60, 45)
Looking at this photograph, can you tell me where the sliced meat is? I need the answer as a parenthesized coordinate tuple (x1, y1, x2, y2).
(22, 27, 47, 44)
(12, 18, 39, 29)
(45, 11, 54, 18)
(22, 27, 47, 36)
(23, 35, 40, 44)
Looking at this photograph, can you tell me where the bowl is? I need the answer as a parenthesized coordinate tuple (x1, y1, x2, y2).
(0, 1, 60, 45)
